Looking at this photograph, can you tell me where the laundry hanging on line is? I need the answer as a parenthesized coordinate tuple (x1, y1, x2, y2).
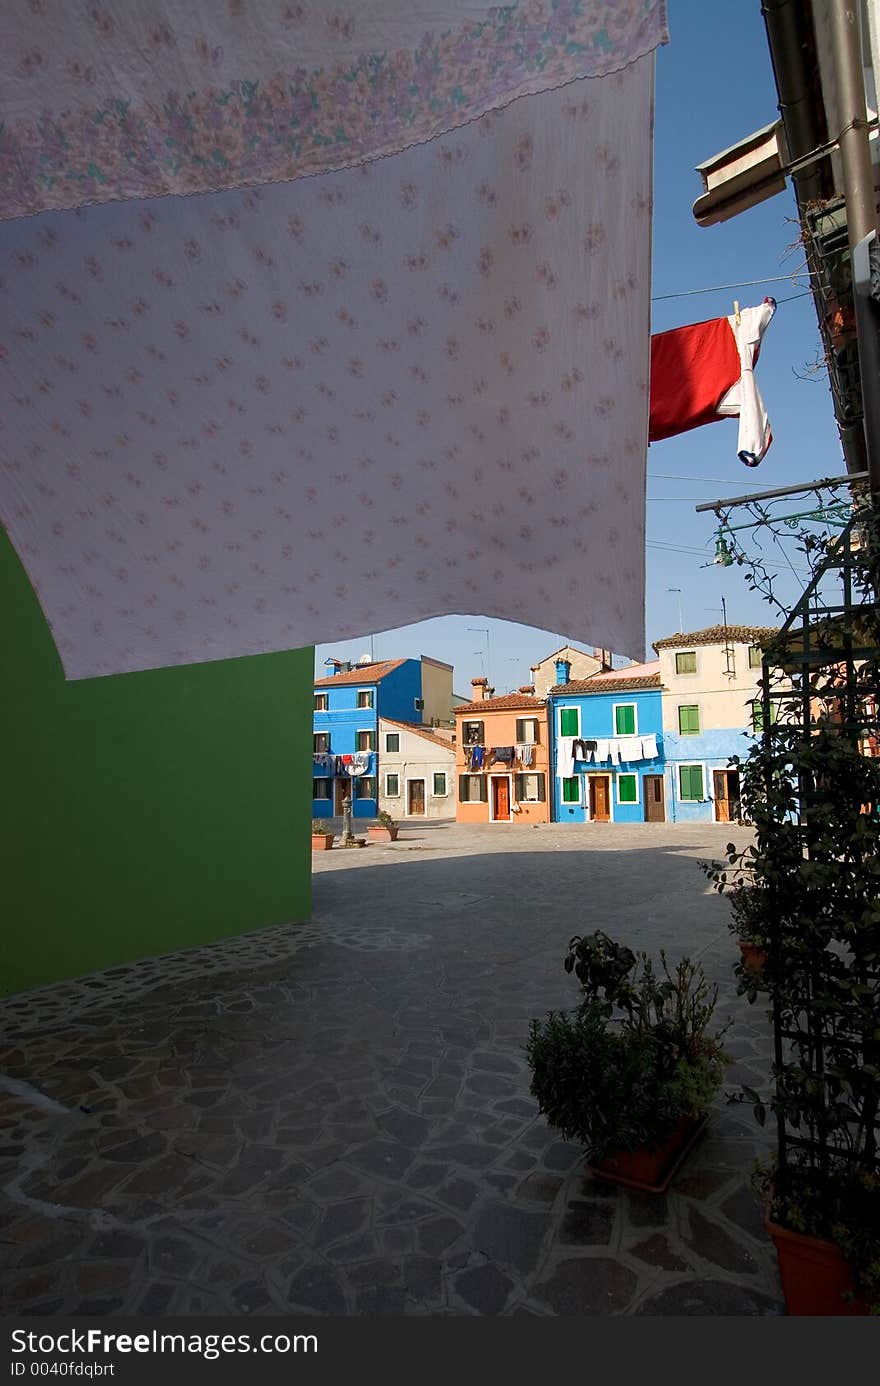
(649, 299, 776, 466)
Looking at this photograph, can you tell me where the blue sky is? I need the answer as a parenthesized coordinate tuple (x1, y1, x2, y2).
(315, 0, 841, 693)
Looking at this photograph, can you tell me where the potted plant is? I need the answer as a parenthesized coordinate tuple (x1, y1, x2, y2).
(367, 810, 399, 842)
(727, 880, 769, 975)
(311, 818, 334, 851)
(526, 931, 729, 1193)
(703, 667, 880, 1314)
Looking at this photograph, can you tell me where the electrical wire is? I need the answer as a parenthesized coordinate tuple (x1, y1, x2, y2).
(651, 271, 812, 303)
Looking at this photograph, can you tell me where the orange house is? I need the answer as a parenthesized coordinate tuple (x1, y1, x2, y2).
(454, 680, 550, 824)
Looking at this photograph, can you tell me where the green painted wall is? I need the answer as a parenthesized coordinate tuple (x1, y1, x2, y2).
(0, 528, 312, 995)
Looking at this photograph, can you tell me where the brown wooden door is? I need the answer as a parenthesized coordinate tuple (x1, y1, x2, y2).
(713, 770, 730, 822)
(589, 776, 610, 822)
(408, 779, 425, 816)
(644, 774, 665, 822)
(334, 777, 347, 815)
(492, 777, 511, 821)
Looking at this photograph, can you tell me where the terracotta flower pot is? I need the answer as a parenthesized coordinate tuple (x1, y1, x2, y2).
(311, 833, 334, 851)
(738, 939, 768, 973)
(766, 1217, 868, 1316)
(588, 1114, 706, 1194)
(367, 826, 398, 841)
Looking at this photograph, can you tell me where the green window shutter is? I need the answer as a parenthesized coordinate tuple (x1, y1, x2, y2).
(678, 705, 700, 735)
(514, 774, 524, 800)
(560, 708, 578, 737)
(675, 651, 697, 674)
(536, 773, 545, 801)
(562, 777, 579, 803)
(615, 705, 635, 736)
(433, 772, 446, 796)
(748, 645, 762, 669)
(515, 719, 524, 742)
(459, 774, 469, 802)
(752, 701, 764, 733)
(679, 765, 704, 800)
(478, 777, 488, 802)
(618, 774, 637, 804)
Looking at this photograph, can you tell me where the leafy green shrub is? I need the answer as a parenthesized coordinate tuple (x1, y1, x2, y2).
(526, 931, 729, 1163)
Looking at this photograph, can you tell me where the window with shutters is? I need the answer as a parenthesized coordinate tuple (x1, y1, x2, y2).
(678, 705, 700, 735)
(385, 773, 400, 797)
(561, 776, 580, 804)
(432, 772, 447, 797)
(356, 729, 375, 752)
(675, 651, 697, 674)
(385, 732, 400, 753)
(516, 717, 539, 744)
(678, 764, 705, 801)
(313, 779, 331, 801)
(314, 693, 329, 711)
(462, 720, 484, 746)
(356, 689, 374, 708)
(356, 776, 376, 800)
(617, 774, 638, 804)
(559, 707, 579, 737)
(313, 732, 330, 753)
(459, 774, 487, 803)
(614, 703, 637, 736)
(752, 700, 779, 733)
(748, 645, 762, 669)
(515, 773, 545, 802)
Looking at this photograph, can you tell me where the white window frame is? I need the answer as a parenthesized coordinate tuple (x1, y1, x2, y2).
(678, 763, 706, 802)
(431, 771, 448, 798)
(674, 650, 698, 676)
(488, 773, 514, 823)
(384, 773, 400, 798)
(313, 731, 330, 754)
(405, 776, 427, 817)
(616, 772, 640, 806)
(314, 693, 329, 711)
(459, 773, 485, 804)
(560, 774, 582, 807)
(558, 705, 580, 738)
(515, 772, 544, 803)
(516, 717, 539, 745)
(384, 731, 400, 753)
(356, 728, 376, 752)
(356, 688, 374, 709)
(612, 702, 638, 738)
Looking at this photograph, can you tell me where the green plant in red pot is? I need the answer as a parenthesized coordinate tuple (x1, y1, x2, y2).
(526, 931, 730, 1193)
(367, 809, 398, 842)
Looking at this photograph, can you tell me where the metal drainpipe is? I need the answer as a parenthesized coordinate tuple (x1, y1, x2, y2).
(762, 0, 868, 476)
(827, 1, 880, 496)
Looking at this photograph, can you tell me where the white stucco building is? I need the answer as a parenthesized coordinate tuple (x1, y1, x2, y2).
(377, 718, 457, 820)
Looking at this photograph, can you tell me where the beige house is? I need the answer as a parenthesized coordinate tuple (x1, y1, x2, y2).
(653, 624, 781, 822)
(529, 644, 611, 698)
(419, 656, 456, 728)
(378, 718, 457, 820)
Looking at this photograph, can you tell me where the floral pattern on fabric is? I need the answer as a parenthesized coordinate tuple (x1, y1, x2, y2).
(0, 61, 653, 678)
(0, 0, 667, 217)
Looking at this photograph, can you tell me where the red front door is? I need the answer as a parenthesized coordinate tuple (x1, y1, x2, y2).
(492, 777, 511, 821)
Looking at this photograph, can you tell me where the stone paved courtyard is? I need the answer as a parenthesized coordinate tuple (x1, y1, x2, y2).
(0, 822, 783, 1316)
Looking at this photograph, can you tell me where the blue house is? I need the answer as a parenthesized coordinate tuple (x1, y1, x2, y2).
(312, 657, 425, 820)
(549, 659, 667, 823)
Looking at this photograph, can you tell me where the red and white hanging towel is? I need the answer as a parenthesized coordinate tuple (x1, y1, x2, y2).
(649, 298, 777, 466)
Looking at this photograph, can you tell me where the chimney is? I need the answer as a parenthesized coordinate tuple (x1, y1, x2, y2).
(518, 684, 536, 695)
(471, 676, 489, 701)
(594, 648, 613, 671)
(555, 658, 571, 686)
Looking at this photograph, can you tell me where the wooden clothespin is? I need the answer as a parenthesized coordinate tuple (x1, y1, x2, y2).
(733, 299, 742, 326)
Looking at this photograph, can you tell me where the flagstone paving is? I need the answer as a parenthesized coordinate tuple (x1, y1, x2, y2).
(0, 821, 783, 1316)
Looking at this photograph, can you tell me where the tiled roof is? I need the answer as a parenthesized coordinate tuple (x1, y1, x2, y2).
(652, 625, 779, 651)
(314, 658, 406, 688)
(551, 673, 661, 695)
(455, 694, 547, 713)
(380, 718, 457, 751)
(586, 660, 659, 682)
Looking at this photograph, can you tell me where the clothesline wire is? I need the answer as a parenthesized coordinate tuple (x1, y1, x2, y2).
(651, 271, 813, 302)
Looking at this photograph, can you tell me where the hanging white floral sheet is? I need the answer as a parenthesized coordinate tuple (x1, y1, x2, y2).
(0, 1, 667, 678)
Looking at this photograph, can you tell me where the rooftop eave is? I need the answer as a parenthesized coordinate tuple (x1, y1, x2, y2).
(693, 120, 788, 227)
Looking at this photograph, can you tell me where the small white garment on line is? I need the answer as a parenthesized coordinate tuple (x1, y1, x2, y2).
(716, 300, 777, 467)
(640, 733, 659, 760)
(557, 737, 576, 780)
